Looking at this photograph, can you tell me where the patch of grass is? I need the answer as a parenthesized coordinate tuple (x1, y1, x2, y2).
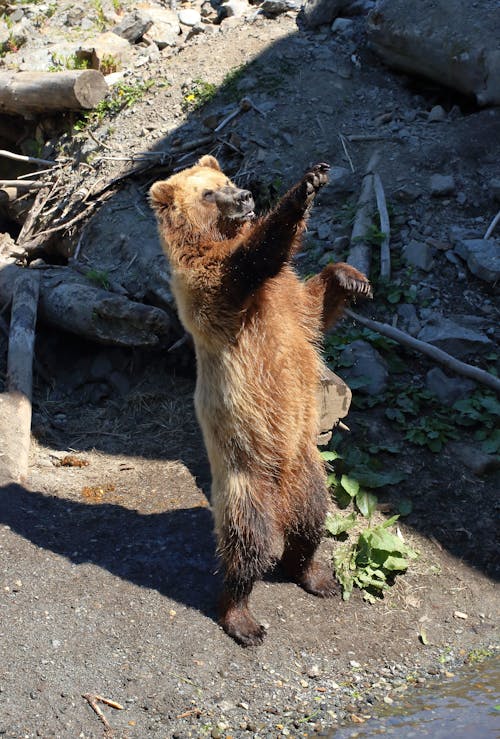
(91, 0, 107, 31)
(49, 53, 90, 71)
(74, 79, 154, 130)
(182, 78, 218, 111)
(85, 269, 110, 290)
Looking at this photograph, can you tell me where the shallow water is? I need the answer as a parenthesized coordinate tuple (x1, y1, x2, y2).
(329, 658, 500, 738)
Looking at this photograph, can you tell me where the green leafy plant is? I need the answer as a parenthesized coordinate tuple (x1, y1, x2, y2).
(91, 0, 107, 30)
(329, 514, 418, 603)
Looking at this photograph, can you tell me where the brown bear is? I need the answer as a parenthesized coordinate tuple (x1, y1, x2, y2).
(150, 155, 371, 646)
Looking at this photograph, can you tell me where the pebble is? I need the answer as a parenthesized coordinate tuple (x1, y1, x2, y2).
(178, 9, 201, 26)
(428, 104, 446, 122)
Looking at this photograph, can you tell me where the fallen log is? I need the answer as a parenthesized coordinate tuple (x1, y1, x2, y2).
(0, 270, 39, 485)
(0, 264, 172, 347)
(347, 151, 380, 278)
(0, 70, 108, 115)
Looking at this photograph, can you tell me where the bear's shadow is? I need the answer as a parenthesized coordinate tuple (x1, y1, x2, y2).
(0, 481, 221, 620)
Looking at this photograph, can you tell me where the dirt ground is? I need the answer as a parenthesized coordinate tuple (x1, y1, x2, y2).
(0, 7, 499, 739)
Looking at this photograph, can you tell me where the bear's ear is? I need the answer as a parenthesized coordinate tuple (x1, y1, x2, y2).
(197, 154, 221, 171)
(149, 181, 174, 210)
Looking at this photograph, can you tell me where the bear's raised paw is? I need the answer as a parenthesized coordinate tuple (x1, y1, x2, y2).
(304, 162, 330, 195)
(332, 263, 373, 299)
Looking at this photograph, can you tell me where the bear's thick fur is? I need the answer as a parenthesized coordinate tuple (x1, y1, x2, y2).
(150, 156, 371, 645)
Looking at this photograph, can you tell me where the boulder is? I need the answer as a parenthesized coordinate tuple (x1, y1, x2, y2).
(140, 5, 180, 48)
(301, 0, 344, 27)
(80, 32, 133, 71)
(418, 317, 492, 358)
(338, 340, 389, 395)
(112, 10, 153, 43)
(425, 367, 476, 405)
(367, 0, 500, 105)
(454, 239, 500, 284)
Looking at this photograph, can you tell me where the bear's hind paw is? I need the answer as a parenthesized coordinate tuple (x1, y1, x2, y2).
(300, 563, 339, 598)
(220, 606, 266, 647)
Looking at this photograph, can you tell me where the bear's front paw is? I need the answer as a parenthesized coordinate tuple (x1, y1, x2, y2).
(304, 162, 330, 195)
(332, 263, 373, 299)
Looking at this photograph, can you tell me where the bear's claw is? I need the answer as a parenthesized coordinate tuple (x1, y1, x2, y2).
(304, 162, 330, 194)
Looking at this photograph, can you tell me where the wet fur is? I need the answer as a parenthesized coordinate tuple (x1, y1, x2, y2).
(150, 155, 371, 646)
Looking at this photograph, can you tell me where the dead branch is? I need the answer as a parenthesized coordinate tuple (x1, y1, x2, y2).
(0, 149, 56, 167)
(484, 209, 500, 240)
(373, 172, 391, 279)
(347, 151, 380, 277)
(346, 309, 500, 394)
(0, 270, 40, 484)
(0, 179, 50, 189)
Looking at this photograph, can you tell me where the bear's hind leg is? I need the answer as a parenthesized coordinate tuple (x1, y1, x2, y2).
(217, 501, 274, 646)
(281, 463, 339, 598)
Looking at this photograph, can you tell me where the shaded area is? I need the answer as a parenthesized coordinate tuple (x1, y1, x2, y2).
(0, 481, 219, 620)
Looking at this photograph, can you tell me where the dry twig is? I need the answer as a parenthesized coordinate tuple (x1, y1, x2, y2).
(484, 209, 500, 240)
(82, 693, 123, 736)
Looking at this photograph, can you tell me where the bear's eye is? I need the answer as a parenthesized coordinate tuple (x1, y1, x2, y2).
(202, 189, 216, 202)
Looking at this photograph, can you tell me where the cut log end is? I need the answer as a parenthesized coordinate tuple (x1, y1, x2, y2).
(74, 70, 109, 110)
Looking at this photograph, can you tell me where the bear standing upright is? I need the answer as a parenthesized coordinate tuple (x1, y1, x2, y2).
(150, 156, 371, 645)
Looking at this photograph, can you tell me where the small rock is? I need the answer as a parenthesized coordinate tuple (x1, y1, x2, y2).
(428, 104, 446, 122)
(454, 238, 500, 284)
(453, 610, 468, 620)
(331, 17, 354, 34)
(112, 10, 153, 43)
(397, 303, 421, 336)
(307, 664, 321, 678)
(178, 8, 201, 26)
(383, 695, 394, 705)
(402, 240, 434, 271)
(425, 367, 476, 405)
(430, 174, 456, 197)
(393, 184, 422, 203)
(219, 0, 251, 18)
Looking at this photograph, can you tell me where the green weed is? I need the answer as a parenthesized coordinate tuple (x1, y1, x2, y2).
(49, 53, 90, 71)
(91, 0, 107, 30)
(74, 79, 153, 130)
(182, 79, 217, 111)
(85, 269, 110, 290)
